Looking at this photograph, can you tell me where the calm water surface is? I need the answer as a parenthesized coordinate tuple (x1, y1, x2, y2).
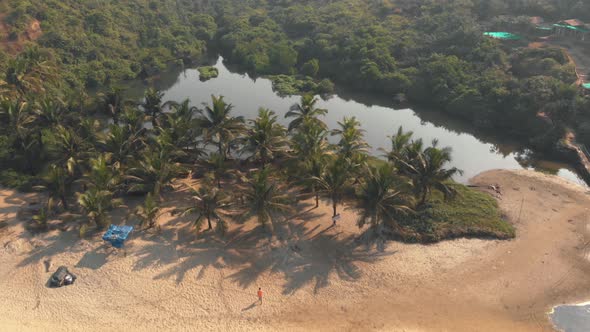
(551, 302, 590, 332)
(130, 56, 590, 327)
(130, 57, 585, 185)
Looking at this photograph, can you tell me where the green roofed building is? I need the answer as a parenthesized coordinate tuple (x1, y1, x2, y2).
(554, 19, 590, 41)
(483, 32, 522, 40)
(583, 83, 590, 89)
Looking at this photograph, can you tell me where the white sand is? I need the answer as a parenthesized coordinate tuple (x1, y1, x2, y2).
(1, 169, 590, 331)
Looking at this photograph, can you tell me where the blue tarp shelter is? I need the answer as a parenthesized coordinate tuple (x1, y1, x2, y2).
(102, 225, 134, 248)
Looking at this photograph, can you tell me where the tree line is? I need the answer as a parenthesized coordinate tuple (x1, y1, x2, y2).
(0, 48, 462, 238)
(3, 0, 590, 160)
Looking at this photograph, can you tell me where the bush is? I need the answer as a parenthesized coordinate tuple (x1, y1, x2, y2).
(198, 66, 219, 81)
(268, 75, 334, 97)
(389, 184, 515, 243)
(0, 170, 37, 191)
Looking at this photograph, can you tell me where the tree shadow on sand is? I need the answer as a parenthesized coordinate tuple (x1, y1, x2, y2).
(228, 225, 396, 295)
(76, 247, 109, 270)
(16, 230, 87, 268)
(132, 221, 270, 284)
(142, 201, 397, 294)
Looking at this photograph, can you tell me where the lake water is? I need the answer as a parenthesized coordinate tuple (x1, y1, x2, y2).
(130, 56, 586, 186)
(551, 302, 590, 332)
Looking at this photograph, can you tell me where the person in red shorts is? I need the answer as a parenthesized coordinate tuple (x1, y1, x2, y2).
(257, 287, 263, 304)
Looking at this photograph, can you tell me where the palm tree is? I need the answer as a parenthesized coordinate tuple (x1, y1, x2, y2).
(34, 98, 66, 128)
(99, 87, 134, 125)
(133, 192, 164, 230)
(381, 126, 415, 169)
(199, 153, 231, 189)
(84, 154, 121, 193)
(159, 99, 204, 160)
(0, 98, 40, 173)
(332, 116, 369, 158)
(240, 168, 293, 229)
(102, 124, 145, 171)
(196, 95, 245, 159)
(47, 125, 92, 176)
(242, 108, 289, 168)
(1, 46, 56, 98)
(121, 107, 147, 135)
(36, 164, 73, 211)
(303, 154, 328, 208)
(76, 118, 101, 149)
(77, 187, 122, 236)
(126, 145, 180, 197)
(141, 88, 165, 128)
(291, 119, 331, 207)
(32, 206, 50, 230)
(291, 118, 331, 162)
(178, 184, 232, 233)
(77, 155, 123, 235)
(398, 140, 463, 207)
(356, 164, 414, 231)
(285, 94, 327, 132)
(313, 157, 354, 218)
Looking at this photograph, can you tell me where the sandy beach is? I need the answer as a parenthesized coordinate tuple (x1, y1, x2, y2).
(1, 169, 590, 331)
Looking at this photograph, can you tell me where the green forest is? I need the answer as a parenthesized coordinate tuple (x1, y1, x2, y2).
(2, 0, 590, 147)
(0, 0, 588, 238)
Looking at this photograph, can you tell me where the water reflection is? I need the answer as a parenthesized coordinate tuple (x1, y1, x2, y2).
(126, 56, 585, 185)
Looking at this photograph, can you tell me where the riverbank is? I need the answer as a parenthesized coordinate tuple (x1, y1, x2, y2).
(1, 169, 589, 331)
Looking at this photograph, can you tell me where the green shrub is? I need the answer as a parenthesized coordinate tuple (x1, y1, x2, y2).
(0, 170, 37, 192)
(198, 66, 219, 81)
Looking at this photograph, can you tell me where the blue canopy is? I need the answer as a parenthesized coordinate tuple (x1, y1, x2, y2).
(102, 225, 134, 248)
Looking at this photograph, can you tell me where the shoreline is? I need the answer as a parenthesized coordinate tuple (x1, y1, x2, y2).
(1, 169, 590, 331)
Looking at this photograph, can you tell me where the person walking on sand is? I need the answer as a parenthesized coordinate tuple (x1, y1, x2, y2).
(257, 287, 263, 304)
(332, 213, 340, 226)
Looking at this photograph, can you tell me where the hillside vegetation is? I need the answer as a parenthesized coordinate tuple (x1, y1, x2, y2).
(2, 0, 589, 151)
(0, 0, 214, 88)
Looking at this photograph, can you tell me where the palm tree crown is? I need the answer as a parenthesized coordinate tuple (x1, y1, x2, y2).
(141, 88, 165, 128)
(332, 116, 369, 162)
(196, 95, 245, 159)
(240, 168, 293, 229)
(314, 157, 355, 218)
(179, 184, 232, 233)
(356, 164, 413, 230)
(242, 108, 289, 168)
(398, 140, 463, 207)
(285, 94, 327, 132)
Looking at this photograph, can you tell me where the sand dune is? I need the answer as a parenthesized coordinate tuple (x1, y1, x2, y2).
(1, 169, 590, 331)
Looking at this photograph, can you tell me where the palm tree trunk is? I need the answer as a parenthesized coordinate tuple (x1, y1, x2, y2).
(60, 195, 68, 210)
(332, 199, 337, 218)
(315, 192, 319, 208)
(26, 153, 36, 175)
(218, 140, 224, 159)
(419, 188, 428, 207)
(261, 156, 267, 170)
(151, 112, 157, 128)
